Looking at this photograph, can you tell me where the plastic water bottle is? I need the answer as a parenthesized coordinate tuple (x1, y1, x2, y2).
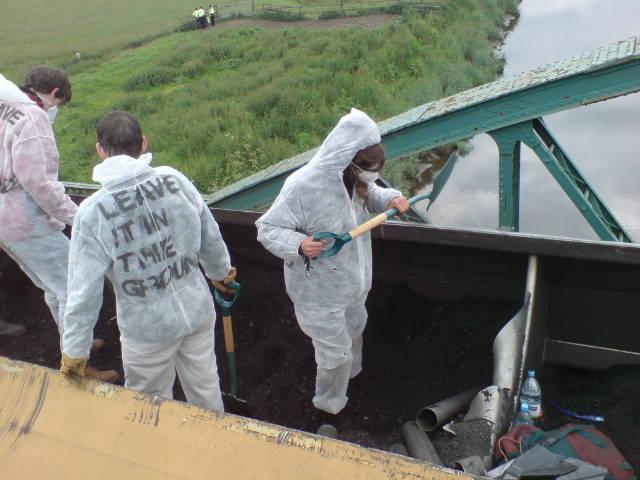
(514, 402, 534, 426)
(520, 369, 542, 420)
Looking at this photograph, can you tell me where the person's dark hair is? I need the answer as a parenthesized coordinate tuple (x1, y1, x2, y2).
(343, 143, 386, 207)
(96, 111, 144, 158)
(23, 66, 72, 104)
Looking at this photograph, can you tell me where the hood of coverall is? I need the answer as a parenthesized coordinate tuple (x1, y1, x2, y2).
(307, 108, 381, 174)
(92, 153, 154, 186)
(0, 74, 35, 105)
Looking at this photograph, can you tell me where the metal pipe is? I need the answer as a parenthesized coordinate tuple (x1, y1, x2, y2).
(400, 421, 443, 466)
(389, 443, 408, 456)
(454, 456, 488, 476)
(416, 388, 479, 432)
(316, 424, 338, 439)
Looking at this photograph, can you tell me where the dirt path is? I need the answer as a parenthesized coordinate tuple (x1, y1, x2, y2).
(210, 13, 399, 31)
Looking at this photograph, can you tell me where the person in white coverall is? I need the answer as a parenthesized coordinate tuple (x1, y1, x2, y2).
(61, 111, 236, 411)
(256, 109, 409, 415)
(0, 68, 118, 381)
(0, 68, 75, 338)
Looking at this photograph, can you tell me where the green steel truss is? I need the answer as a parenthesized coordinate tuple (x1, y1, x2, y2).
(489, 119, 631, 242)
(66, 37, 640, 242)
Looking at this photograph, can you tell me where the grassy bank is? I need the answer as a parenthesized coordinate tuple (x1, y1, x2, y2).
(0, 0, 199, 79)
(43, 0, 517, 192)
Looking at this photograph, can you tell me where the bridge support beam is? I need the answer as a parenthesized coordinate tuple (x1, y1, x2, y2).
(489, 119, 632, 242)
(490, 131, 522, 232)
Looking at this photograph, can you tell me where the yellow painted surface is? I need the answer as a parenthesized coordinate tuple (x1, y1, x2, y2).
(0, 357, 472, 480)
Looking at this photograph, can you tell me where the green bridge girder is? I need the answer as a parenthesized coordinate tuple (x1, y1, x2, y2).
(205, 36, 640, 242)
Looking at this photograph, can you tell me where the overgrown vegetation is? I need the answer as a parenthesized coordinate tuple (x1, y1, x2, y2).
(34, 0, 516, 193)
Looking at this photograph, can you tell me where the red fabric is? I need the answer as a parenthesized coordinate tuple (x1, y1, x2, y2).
(496, 424, 636, 480)
(18, 86, 44, 109)
(564, 425, 636, 480)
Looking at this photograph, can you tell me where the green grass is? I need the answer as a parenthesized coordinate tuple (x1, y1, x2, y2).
(7, 0, 517, 194)
(0, 0, 198, 79)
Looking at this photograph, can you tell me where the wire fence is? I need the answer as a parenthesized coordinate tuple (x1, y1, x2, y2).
(178, 0, 440, 26)
(216, 0, 257, 19)
(262, 0, 440, 20)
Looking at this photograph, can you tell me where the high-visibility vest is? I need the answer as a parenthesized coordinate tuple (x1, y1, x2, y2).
(209, 7, 215, 14)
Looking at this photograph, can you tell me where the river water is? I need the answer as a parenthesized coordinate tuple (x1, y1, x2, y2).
(418, 0, 640, 241)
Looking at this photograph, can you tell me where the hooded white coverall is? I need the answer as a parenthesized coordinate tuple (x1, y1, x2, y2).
(0, 74, 77, 333)
(62, 154, 231, 411)
(256, 109, 401, 414)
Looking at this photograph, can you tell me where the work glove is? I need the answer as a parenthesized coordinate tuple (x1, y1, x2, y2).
(212, 266, 238, 293)
(223, 266, 237, 285)
(60, 353, 88, 377)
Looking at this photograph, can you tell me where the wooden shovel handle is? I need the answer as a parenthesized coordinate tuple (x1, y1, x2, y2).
(222, 315, 234, 353)
(347, 213, 389, 240)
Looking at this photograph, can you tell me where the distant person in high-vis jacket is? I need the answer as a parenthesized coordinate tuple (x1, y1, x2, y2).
(61, 111, 236, 411)
(0, 67, 119, 381)
(192, 7, 200, 29)
(209, 5, 216, 25)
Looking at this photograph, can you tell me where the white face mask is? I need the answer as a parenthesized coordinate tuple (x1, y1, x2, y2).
(47, 106, 58, 124)
(358, 170, 379, 183)
(36, 93, 59, 124)
(354, 164, 379, 183)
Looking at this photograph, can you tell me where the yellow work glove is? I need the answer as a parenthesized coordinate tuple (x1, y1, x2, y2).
(212, 266, 237, 292)
(223, 266, 237, 285)
(60, 353, 88, 377)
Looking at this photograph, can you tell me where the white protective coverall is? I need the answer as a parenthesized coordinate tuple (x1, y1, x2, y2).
(256, 109, 401, 414)
(0, 73, 77, 333)
(62, 154, 231, 411)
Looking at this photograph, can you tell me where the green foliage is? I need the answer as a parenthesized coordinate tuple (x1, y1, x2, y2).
(53, 0, 517, 193)
(382, 154, 422, 194)
(125, 67, 177, 90)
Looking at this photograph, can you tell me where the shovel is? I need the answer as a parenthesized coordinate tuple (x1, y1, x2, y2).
(213, 280, 249, 416)
(313, 151, 460, 258)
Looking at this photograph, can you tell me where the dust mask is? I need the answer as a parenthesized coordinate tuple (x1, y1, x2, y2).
(36, 93, 59, 124)
(47, 106, 58, 124)
(358, 170, 379, 183)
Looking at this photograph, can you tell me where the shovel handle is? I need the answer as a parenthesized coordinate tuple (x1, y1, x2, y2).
(223, 316, 238, 397)
(226, 350, 238, 398)
(213, 281, 241, 315)
(312, 231, 352, 258)
(311, 192, 435, 259)
(214, 282, 240, 399)
(223, 315, 235, 353)
(348, 212, 389, 240)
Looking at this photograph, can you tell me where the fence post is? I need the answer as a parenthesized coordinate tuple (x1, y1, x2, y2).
(252, 0, 255, 16)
